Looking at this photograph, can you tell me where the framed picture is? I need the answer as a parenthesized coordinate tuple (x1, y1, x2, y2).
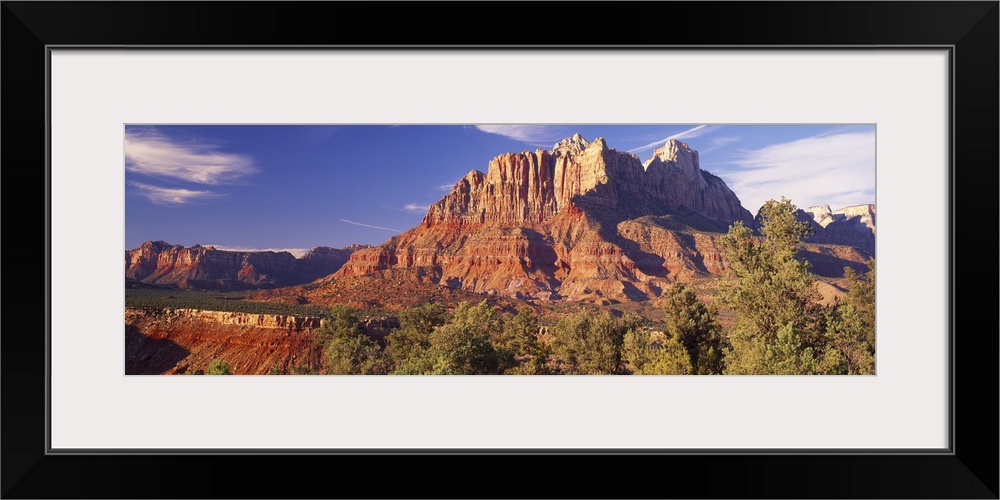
(3, 2, 996, 498)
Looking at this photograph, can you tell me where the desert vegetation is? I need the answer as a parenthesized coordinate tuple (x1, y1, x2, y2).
(717, 198, 875, 375)
(183, 359, 232, 375)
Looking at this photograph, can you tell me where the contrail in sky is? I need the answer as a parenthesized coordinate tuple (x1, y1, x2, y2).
(340, 219, 402, 233)
(628, 125, 710, 154)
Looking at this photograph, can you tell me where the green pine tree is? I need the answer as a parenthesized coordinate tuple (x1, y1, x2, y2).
(718, 197, 828, 374)
(825, 259, 876, 374)
(205, 359, 232, 375)
(661, 283, 724, 374)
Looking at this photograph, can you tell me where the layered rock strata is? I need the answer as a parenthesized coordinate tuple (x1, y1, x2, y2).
(336, 135, 755, 301)
(126, 308, 325, 330)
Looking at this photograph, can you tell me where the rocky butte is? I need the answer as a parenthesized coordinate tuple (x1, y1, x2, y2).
(335, 135, 758, 302)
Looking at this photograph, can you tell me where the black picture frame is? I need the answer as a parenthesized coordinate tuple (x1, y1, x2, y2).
(3, 2, 996, 498)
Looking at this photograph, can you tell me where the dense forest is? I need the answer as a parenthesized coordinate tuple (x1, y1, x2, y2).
(198, 198, 876, 376)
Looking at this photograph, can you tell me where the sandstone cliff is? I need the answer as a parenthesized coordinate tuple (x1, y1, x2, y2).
(335, 135, 757, 302)
(125, 242, 368, 289)
(420, 135, 752, 227)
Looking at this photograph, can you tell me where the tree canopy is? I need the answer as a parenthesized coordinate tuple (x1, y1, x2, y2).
(717, 197, 873, 375)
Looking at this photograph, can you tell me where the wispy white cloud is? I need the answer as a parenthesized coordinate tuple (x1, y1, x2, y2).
(628, 125, 714, 154)
(474, 125, 572, 146)
(129, 181, 223, 206)
(719, 131, 876, 214)
(437, 184, 455, 191)
(697, 136, 742, 154)
(208, 246, 311, 258)
(340, 219, 402, 233)
(125, 128, 257, 185)
(402, 203, 429, 213)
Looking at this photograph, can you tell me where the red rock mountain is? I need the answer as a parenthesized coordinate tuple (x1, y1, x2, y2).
(335, 135, 757, 302)
(125, 242, 368, 290)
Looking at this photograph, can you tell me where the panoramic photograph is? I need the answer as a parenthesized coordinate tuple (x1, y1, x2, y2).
(124, 124, 876, 375)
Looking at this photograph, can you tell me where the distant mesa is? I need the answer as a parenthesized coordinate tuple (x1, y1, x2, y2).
(806, 204, 875, 230)
(804, 203, 875, 253)
(125, 241, 369, 290)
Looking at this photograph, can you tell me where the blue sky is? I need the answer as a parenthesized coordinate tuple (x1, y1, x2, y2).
(125, 124, 875, 255)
